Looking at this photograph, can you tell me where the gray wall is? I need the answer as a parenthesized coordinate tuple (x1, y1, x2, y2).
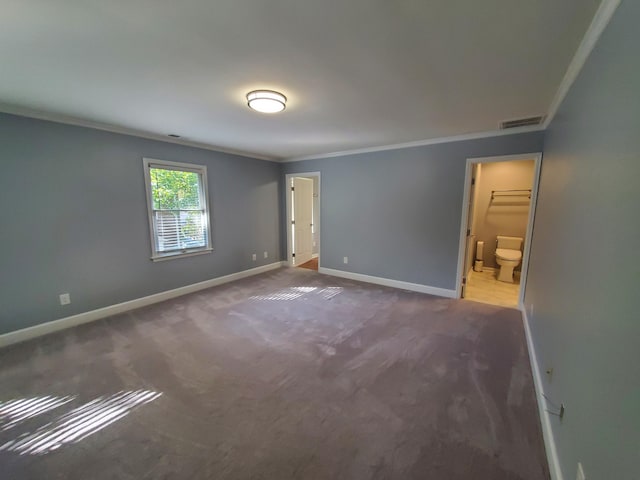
(0, 113, 281, 335)
(525, 1, 640, 478)
(282, 132, 543, 290)
(472, 160, 535, 268)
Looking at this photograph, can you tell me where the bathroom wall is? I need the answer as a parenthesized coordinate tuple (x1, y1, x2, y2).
(472, 159, 535, 268)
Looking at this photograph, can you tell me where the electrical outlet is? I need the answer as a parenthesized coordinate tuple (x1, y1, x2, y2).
(576, 462, 586, 480)
(59, 293, 71, 306)
(252, 253, 257, 261)
(264, 251, 268, 259)
(343, 256, 348, 264)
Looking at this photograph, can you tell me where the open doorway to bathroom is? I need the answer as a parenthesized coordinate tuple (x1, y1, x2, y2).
(456, 153, 542, 308)
(286, 172, 320, 271)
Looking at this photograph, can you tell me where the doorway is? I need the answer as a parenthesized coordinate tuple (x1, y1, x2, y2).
(285, 172, 320, 271)
(456, 153, 542, 308)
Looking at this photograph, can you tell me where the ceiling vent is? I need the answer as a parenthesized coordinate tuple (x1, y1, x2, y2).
(500, 116, 545, 129)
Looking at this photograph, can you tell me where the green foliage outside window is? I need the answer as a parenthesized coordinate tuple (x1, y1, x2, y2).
(150, 168, 205, 247)
(150, 168, 200, 210)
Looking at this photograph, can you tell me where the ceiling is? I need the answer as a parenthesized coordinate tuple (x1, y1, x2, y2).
(0, 0, 601, 160)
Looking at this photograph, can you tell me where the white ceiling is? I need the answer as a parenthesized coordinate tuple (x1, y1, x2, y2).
(0, 0, 601, 160)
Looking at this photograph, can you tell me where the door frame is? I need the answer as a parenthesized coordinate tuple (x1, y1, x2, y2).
(285, 171, 321, 268)
(454, 152, 543, 307)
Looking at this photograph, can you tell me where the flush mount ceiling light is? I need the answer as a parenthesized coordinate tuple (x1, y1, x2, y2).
(246, 90, 287, 113)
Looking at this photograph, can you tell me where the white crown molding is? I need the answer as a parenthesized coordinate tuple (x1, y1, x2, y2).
(0, 261, 285, 349)
(521, 305, 564, 480)
(543, 0, 621, 129)
(318, 267, 456, 298)
(0, 102, 278, 162)
(282, 125, 544, 162)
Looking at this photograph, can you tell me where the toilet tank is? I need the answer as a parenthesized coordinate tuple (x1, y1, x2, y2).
(496, 235, 523, 250)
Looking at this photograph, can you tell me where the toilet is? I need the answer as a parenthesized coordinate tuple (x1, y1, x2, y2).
(495, 236, 523, 283)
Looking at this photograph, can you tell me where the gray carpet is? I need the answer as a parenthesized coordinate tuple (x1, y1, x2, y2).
(0, 268, 549, 479)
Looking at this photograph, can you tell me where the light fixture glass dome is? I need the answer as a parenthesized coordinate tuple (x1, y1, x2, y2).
(246, 90, 287, 113)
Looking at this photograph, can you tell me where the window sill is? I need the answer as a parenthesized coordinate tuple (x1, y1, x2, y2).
(151, 248, 213, 262)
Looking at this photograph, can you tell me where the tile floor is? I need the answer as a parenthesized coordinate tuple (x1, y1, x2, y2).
(464, 268, 520, 308)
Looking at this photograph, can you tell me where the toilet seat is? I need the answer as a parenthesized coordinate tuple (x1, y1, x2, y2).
(495, 248, 522, 261)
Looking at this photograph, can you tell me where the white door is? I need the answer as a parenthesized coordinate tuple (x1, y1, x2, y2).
(461, 166, 478, 297)
(293, 177, 314, 266)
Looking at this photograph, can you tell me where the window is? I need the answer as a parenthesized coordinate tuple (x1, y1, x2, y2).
(143, 158, 212, 261)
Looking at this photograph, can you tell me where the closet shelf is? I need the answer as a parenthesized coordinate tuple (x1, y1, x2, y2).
(491, 189, 531, 200)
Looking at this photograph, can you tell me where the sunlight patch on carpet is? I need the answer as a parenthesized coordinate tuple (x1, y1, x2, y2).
(250, 286, 343, 301)
(0, 396, 75, 431)
(0, 390, 161, 455)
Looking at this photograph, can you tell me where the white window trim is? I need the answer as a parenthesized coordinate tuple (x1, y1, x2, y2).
(143, 157, 213, 261)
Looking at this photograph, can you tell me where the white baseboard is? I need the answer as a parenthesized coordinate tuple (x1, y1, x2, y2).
(318, 267, 457, 298)
(0, 262, 285, 349)
(521, 306, 564, 480)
